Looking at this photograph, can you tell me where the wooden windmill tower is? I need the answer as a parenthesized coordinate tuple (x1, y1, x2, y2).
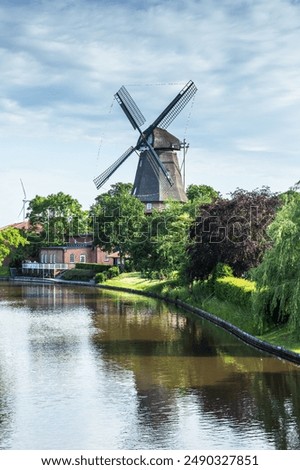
(93, 81, 197, 211)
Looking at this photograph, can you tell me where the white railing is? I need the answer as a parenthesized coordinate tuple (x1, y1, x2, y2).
(22, 263, 69, 270)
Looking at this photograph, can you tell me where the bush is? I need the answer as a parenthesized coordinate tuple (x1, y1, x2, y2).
(214, 276, 256, 309)
(75, 263, 112, 273)
(61, 269, 95, 281)
(0, 266, 10, 277)
(95, 272, 107, 283)
(107, 266, 120, 279)
(213, 263, 234, 279)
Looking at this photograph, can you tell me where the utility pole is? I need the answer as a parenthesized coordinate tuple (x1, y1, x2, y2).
(181, 138, 189, 191)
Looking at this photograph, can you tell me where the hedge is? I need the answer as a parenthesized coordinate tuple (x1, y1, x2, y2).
(214, 276, 256, 309)
(61, 269, 95, 281)
(75, 263, 112, 273)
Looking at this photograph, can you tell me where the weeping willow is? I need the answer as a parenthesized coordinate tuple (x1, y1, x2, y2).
(252, 191, 300, 334)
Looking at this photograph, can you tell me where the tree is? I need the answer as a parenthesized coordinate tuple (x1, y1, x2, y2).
(186, 184, 219, 203)
(130, 200, 192, 278)
(90, 183, 146, 266)
(252, 190, 300, 333)
(186, 187, 281, 282)
(0, 227, 28, 266)
(27, 192, 88, 245)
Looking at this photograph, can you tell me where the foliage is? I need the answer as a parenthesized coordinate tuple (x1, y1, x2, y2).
(252, 191, 300, 333)
(0, 227, 28, 266)
(60, 269, 95, 281)
(186, 187, 281, 282)
(212, 263, 234, 281)
(214, 276, 256, 309)
(94, 267, 119, 283)
(8, 230, 41, 267)
(107, 266, 120, 279)
(186, 184, 219, 203)
(95, 272, 107, 283)
(27, 192, 88, 245)
(75, 263, 112, 273)
(90, 182, 146, 265)
(130, 200, 192, 278)
(0, 266, 10, 277)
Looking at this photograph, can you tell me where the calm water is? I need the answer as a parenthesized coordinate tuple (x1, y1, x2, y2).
(0, 282, 300, 450)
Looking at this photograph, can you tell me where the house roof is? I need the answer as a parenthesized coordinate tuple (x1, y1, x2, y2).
(0, 220, 30, 231)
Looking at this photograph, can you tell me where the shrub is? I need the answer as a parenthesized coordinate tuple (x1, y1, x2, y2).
(95, 272, 107, 283)
(0, 266, 10, 277)
(61, 269, 95, 281)
(213, 263, 234, 279)
(75, 263, 112, 273)
(107, 266, 120, 279)
(214, 276, 256, 309)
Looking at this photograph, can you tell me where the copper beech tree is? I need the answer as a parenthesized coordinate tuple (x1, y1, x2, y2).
(186, 187, 281, 282)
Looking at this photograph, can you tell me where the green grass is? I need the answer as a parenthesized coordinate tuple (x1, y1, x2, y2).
(258, 326, 300, 353)
(99, 272, 300, 353)
(101, 272, 164, 291)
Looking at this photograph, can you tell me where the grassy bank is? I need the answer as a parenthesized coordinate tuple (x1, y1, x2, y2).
(100, 272, 300, 353)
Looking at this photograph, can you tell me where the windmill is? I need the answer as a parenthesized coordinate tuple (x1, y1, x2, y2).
(18, 179, 30, 220)
(93, 80, 197, 210)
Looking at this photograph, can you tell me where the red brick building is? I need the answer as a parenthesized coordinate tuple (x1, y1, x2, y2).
(39, 243, 113, 267)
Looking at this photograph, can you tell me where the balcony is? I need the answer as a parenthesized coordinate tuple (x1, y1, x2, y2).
(22, 263, 69, 270)
(21, 262, 71, 278)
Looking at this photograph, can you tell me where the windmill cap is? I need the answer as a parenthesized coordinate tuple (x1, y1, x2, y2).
(153, 127, 181, 150)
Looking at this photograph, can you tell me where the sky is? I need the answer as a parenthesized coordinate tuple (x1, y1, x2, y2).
(1, 0, 300, 226)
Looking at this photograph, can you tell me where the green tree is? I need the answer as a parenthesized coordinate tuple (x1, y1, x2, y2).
(131, 200, 193, 278)
(186, 184, 219, 203)
(27, 192, 88, 245)
(252, 190, 300, 333)
(90, 182, 146, 267)
(0, 227, 28, 266)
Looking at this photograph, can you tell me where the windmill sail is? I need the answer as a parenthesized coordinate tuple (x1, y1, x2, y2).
(144, 80, 197, 135)
(115, 86, 146, 130)
(93, 146, 135, 190)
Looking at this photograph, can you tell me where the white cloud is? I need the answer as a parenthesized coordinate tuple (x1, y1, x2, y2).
(1, 0, 300, 226)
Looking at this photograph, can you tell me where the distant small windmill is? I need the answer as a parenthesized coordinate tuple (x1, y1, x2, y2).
(93, 80, 197, 210)
(18, 179, 30, 220)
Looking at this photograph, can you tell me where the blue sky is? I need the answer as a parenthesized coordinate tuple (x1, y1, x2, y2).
(1, 0, 300, 226)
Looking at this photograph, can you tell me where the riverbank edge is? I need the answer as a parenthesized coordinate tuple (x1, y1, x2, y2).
(4, 275, 300, 366)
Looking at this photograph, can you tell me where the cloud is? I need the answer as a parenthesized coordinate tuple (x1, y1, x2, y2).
(1, 0, 300, 225)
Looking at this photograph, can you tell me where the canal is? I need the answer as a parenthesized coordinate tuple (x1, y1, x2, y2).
(0, 282, 299, 450)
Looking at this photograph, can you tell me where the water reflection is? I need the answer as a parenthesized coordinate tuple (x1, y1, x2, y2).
(0, 282, 299, 449)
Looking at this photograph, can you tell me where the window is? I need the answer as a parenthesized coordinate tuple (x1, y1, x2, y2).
(146, 203, 152, 211)
(80, 254, 86, 263)
(70, 253, 75, 263)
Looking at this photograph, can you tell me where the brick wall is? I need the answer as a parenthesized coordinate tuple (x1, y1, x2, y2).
(40, 245, 113, 266)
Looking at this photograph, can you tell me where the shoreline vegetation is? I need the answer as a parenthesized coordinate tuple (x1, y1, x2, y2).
(99, 272, 300, 356)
